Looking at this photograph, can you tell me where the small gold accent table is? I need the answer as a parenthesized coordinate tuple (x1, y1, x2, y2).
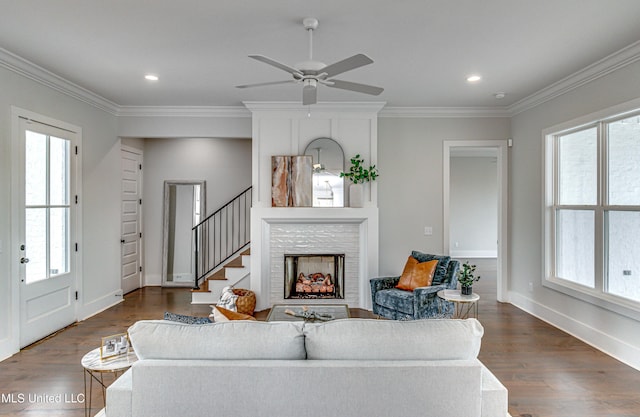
(81, 347, 137, 417)
(267, 304, 350, 322)
(437, 289, 480, 319)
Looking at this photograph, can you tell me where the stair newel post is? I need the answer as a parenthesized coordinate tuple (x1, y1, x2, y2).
(193, 225, 200, 290)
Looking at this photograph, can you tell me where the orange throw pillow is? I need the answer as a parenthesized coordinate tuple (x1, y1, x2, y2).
(396, 257, 438, 291)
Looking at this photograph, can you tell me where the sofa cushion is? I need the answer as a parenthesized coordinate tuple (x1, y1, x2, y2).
(375, 288, 415, 315)
(411, 251, 451, 285)
(304, 318, 483, 360)
(396, 257, 437, 291)
(128, 320, 305, 360)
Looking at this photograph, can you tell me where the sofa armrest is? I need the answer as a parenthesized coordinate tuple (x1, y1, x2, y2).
(106, 368, 132, 417)
(369, 276, 400, 296)
(413, 284, 449, 319)
(413, 284, 447, 297)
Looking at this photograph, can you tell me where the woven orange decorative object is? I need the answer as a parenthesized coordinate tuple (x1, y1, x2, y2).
(232, 288, 256, 316)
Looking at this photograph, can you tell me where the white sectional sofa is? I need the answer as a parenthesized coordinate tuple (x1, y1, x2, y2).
(105, 318, 509, 417)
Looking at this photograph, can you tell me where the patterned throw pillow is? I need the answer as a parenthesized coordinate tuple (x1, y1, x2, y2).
(411, 251, 451, 285)
(216, 286, 238, 311)
(163, 311, 211, 324)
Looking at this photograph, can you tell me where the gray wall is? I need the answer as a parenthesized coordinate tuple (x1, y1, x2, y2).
(510, 59, 640, 366)
(377, 117, 510, 276)
(450, 156, 498, 257)
(0, 65, 119, 358)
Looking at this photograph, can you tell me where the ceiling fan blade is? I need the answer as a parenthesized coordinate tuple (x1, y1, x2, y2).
(236, 80, 296, 89)
(302, 84, 317, 105)
(326, 79, 384, 96)
(321, 54, 373, 78)
(249, 55, 303, 77)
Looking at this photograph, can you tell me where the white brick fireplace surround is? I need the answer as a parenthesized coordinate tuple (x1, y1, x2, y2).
(245, 102, 384, 311)
(251, 207, 379, 310)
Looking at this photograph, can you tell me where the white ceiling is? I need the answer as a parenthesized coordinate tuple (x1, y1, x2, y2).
(1, 0, 640, 109)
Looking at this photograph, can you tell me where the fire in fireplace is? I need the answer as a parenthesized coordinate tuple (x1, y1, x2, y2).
(284, 254, 345, 299)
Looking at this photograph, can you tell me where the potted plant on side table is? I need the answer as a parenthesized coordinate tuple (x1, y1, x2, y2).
(457, 261, 481, 295)
(340, 154, 378, 207)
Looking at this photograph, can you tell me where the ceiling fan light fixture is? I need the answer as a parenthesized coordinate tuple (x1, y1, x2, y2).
(236, 17, 383, 106)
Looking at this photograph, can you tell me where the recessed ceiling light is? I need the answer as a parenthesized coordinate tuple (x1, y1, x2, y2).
(144, 74, 159, 81)
(466, 75, 482, 83)
(493, 92, 506, 99)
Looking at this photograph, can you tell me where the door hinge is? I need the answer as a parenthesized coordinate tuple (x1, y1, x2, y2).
(75, 195, 78, 204)
(75, 243, 78, 252)
(75, 146, 78, 155)
(139, 232, 142, 238)
(75, 291, 78, 301)
(139, 199, 142, 205)
(139, 163, 142, 170)
(139, 266, 143, 272)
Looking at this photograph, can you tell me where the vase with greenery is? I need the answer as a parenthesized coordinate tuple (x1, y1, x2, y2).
(340, 154, 378, 207)
(457, 261, 480, 295)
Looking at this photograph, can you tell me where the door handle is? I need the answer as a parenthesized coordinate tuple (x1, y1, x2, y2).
(20, 257, 29, 264)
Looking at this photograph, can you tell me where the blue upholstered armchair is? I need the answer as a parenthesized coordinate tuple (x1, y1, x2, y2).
(370, 252, 460, 320)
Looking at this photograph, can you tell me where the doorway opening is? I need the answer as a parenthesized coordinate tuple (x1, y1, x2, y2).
(443, 140, 508, 302)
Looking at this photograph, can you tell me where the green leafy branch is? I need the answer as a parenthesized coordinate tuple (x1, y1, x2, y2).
(340, 154, 379, 184)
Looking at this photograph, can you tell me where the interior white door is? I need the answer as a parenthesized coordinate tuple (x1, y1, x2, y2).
(121, 148, 142, 294)
(18, 117, 78, 348)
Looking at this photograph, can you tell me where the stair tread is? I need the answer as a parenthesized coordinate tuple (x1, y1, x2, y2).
(191, 248, 249, 297)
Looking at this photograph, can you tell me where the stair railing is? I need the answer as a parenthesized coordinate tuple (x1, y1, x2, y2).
(193, 186, 252, 289)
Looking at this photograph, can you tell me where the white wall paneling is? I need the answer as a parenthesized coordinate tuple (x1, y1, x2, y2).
(245, 102, 383, 310)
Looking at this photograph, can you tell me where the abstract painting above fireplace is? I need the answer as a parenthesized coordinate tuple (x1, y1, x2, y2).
(284, 254, 345, 299)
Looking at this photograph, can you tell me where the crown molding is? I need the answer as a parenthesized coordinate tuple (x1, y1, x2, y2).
(508, 40, 640, 115)
(379, 106, 511, 118)
(116, 106, 250, 118)
(3, 38, 640, 120)
(243, 101, 387, 113)
(0, 47, 119, 115)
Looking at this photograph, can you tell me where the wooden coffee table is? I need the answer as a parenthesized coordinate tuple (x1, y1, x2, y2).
(266, 304, 350, 322)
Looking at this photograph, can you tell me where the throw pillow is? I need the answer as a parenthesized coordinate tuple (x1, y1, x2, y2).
(396, 256, 438, 291)
(411, 250, 451, 285)
(210, 306, 257, 322)
(163, 311, 212, 324)
(216, 286, 238, 311)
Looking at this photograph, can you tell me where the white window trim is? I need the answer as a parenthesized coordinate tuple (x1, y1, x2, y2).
(543, 97, 640, 322)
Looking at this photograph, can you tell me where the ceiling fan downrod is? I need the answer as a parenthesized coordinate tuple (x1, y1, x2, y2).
(303, 17, 318, 61)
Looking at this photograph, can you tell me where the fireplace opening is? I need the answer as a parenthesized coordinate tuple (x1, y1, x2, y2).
(284, 254, 345, 299)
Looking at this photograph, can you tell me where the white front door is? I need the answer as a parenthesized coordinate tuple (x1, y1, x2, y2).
(17, 116, 79, 348)
(121, 147, 142, 294)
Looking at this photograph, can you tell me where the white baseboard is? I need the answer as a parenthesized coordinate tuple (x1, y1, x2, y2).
(77, 290, 124, 321)
(509, 291, 640, 371)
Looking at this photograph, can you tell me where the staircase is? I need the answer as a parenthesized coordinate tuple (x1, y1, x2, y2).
(191, 249, 251, 304)
(190, 186, 252, 304)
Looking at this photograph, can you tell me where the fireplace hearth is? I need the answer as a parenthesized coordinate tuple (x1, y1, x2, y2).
(284, 254, 345, 299)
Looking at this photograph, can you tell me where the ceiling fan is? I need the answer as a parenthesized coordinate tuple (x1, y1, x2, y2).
(236, 17, 384, 105)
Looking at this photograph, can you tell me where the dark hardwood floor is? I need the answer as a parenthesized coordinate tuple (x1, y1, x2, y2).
(0, 272, 639, 416)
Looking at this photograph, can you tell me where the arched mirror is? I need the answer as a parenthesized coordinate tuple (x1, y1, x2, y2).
(304, 137, 345, 207)
(162, 180, 206, 286)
